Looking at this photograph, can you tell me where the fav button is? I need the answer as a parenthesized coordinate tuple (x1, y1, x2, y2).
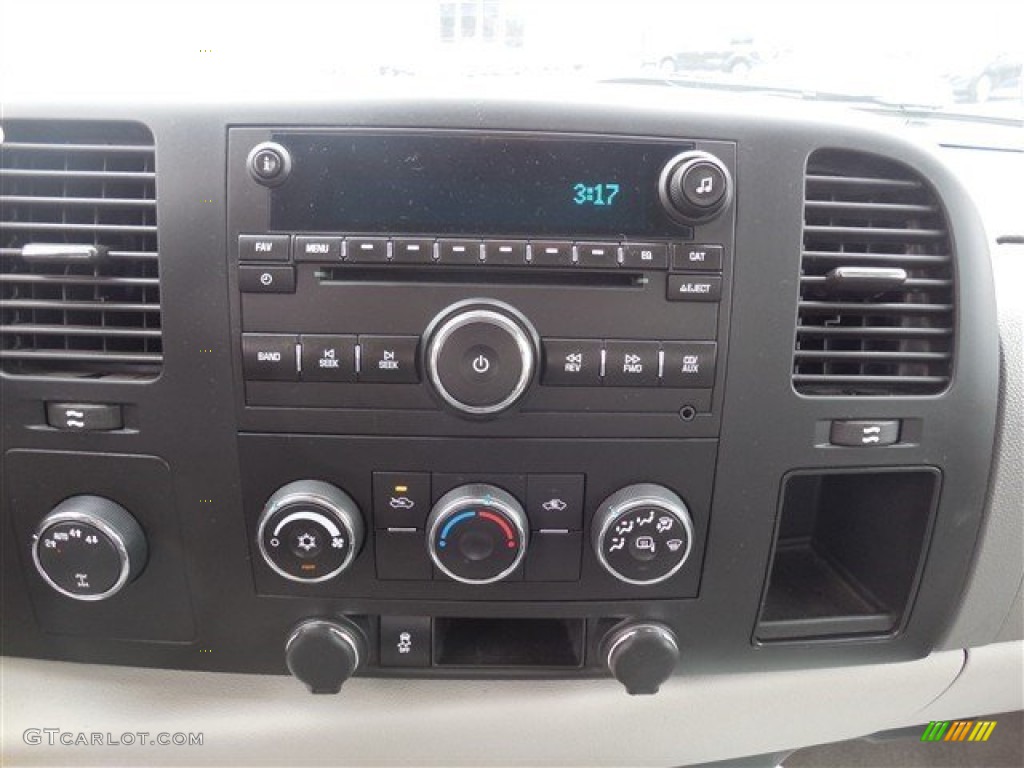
(359, 336, 420, 383)
(238, 234, 291, 262)
(300, 335, 357, 382)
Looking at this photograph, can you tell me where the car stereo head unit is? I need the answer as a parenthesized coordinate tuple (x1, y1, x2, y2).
(227, 129, 736, 438)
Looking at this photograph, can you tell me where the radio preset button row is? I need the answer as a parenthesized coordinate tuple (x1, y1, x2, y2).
(238, 234, 720, 272)
(242, 334, 419, 383)
(542, 338, 717, 389)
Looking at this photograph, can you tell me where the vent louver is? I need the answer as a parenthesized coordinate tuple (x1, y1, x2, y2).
(793, 149, 954, 395)
(0, 121, 161, 377)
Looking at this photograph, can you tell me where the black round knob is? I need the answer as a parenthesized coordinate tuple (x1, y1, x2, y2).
(247, 141, 291, 186)
(285, 618, 365, 694)
(257, 480, 365, 583)
(594, 484, 694, 585)
(659, 151, 733, 223)
(602, 622, 680, 695)
(426, 484, 529, 584)
(32, 496, 147, 601)
(423, 299, 539, 418)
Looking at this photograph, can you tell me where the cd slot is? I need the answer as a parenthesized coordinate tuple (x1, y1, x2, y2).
(315, 266, 644, 288)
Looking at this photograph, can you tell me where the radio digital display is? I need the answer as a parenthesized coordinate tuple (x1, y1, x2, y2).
(270, 133, 693, 237)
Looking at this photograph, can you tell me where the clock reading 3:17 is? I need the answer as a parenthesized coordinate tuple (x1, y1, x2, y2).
(573, 182, 620, 207)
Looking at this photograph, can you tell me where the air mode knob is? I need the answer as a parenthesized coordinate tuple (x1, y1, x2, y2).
(32, 496, 147, 601)
(285, 618, 366, 694)
(593, 484, 694, 585)
(659, 150, 733, 223)
(257, 480, 365, 583)
(423, 299, 539, 418)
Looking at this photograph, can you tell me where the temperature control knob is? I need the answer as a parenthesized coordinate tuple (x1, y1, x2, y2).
(32, 496, 147, 601)
(593, 484, 694, 585)
(257, 480, 364, 583)
(285, 618, 366, 694)
(423, 299, 539, 418)
(427, 484, 528, 584)
(659, 150, 733, 223)
(602, 621, 680, 695)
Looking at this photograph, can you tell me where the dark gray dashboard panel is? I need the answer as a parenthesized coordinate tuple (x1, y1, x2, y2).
(0, 95, 1000, 679)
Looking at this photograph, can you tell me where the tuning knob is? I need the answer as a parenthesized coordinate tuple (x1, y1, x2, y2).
(32, 496, 147, 601)
(602, 621, 680, 695)
(257, 480, 365, 583)
(285, 618, 365, 694)
(659, 150, 733, 223)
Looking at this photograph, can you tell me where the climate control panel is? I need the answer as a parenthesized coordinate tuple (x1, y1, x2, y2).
(241, 434, 714, 603)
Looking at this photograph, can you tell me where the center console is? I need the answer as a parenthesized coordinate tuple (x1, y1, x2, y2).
(0, 102, 999, 696)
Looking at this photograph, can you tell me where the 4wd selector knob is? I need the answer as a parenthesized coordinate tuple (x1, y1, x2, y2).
(659, 150, 733, 223)
(424, 299, 539, 418)
(427, 484, 528, 584)
(32, 496, 147, 601)
(257, 480, 364, 583)
(594, 484, 694, 585)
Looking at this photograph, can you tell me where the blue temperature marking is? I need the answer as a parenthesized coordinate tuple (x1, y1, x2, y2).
(439, 510, 476, 542)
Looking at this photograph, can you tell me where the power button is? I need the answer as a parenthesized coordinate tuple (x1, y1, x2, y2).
(425, 301, 539, 417)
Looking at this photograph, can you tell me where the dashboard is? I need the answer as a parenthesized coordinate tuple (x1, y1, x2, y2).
(1, 91, 1021, 765)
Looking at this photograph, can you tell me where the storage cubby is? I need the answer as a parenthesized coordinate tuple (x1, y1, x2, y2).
(756, 468, 940, 641)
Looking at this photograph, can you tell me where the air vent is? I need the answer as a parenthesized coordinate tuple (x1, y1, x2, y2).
(793, 149, 954, 395)
(0, 121, 160, 377)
